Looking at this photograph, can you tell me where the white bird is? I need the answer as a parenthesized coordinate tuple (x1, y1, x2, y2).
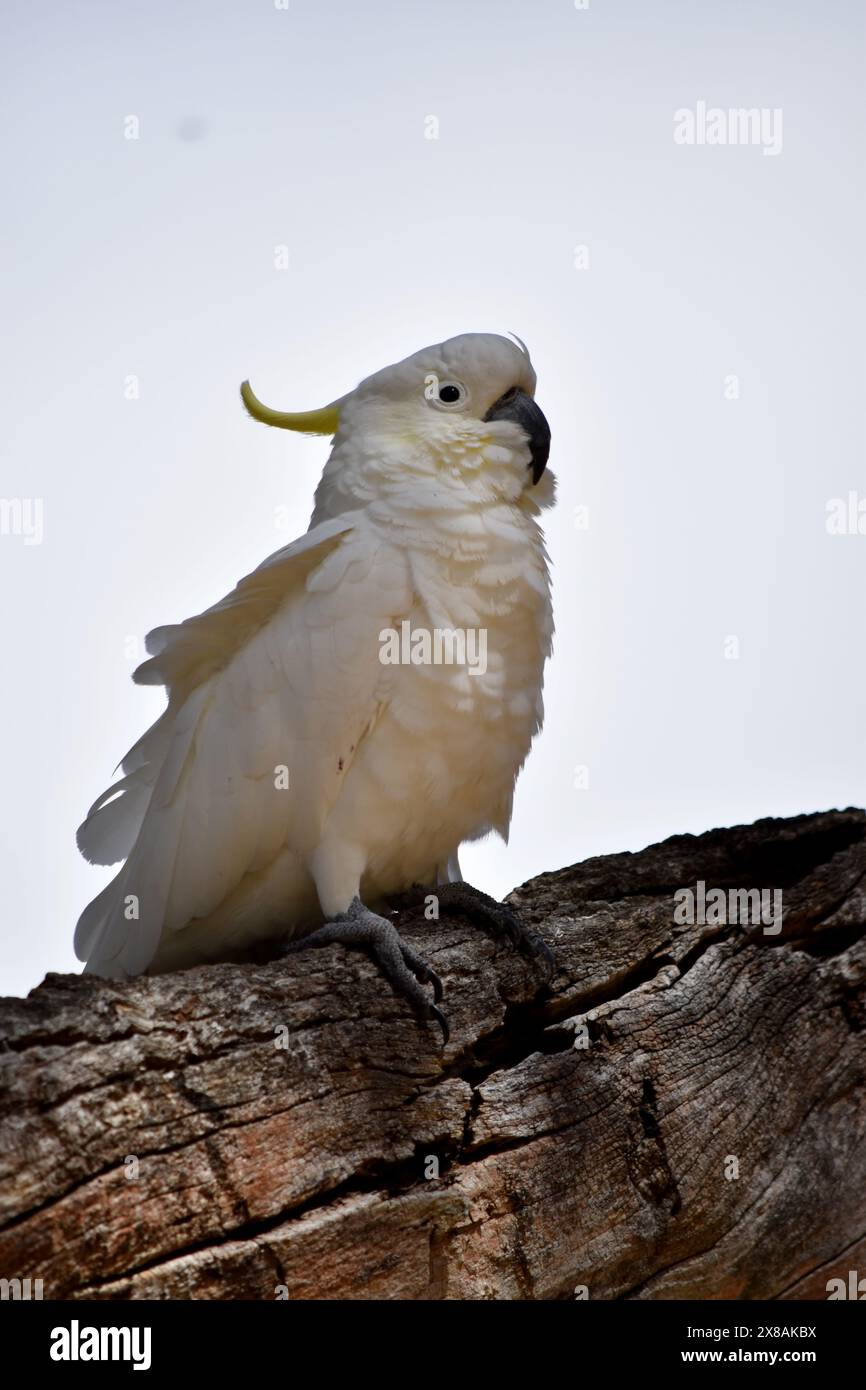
(75, 332, 555, 1038)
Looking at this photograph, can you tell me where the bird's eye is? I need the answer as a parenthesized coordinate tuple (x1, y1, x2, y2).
(436, 381, 466, 408)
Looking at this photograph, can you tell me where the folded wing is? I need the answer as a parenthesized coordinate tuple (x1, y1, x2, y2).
(75, 517, 408, 977)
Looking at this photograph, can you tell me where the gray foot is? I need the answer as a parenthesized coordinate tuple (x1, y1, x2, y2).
(433, 881, 555, 979)
(283, 898, 449, 1043)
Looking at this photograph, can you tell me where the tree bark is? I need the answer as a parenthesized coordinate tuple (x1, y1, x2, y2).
(2, 808, 865, 1301)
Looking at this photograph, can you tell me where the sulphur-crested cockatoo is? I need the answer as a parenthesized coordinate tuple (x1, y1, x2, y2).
(75, 332, 554, 1038)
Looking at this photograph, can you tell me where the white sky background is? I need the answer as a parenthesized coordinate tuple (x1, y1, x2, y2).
(1, 0, 863, 997)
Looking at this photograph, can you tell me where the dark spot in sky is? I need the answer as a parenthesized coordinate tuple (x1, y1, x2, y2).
(338, 758, 344, 772)
(175, 116, 208, 142)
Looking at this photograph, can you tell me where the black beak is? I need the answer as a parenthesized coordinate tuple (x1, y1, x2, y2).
(483, 387, 550, 484)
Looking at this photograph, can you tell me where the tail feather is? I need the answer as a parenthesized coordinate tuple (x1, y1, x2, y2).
(75, 687, 208, 976)
(76, 772, 153, 866)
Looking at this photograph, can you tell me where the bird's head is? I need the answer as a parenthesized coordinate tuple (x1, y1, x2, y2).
(241, 332, 552, 504)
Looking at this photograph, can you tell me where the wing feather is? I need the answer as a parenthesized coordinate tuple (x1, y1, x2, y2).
(76, 517, 411, 977)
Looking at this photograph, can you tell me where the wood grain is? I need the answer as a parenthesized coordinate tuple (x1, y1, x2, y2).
(2, 809, 864, 1300)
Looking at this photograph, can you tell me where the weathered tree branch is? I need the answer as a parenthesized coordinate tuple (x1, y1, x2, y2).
(2, 809, 865, 1300)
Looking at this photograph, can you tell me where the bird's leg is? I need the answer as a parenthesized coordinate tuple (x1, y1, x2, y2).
(431, 881, 555, 979)
(281, 898, 449, 1043)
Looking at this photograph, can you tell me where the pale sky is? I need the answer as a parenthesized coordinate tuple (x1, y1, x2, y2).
(1, 0, 863, 997)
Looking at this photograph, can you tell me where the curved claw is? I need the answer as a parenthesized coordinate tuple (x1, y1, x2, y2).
(433, 881, 556, 984)
(281, 901, 448, 1042)
(529, 934, 557, 980)
(429, 1004, 450, 1046)
(397, 941, 444, 1002)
